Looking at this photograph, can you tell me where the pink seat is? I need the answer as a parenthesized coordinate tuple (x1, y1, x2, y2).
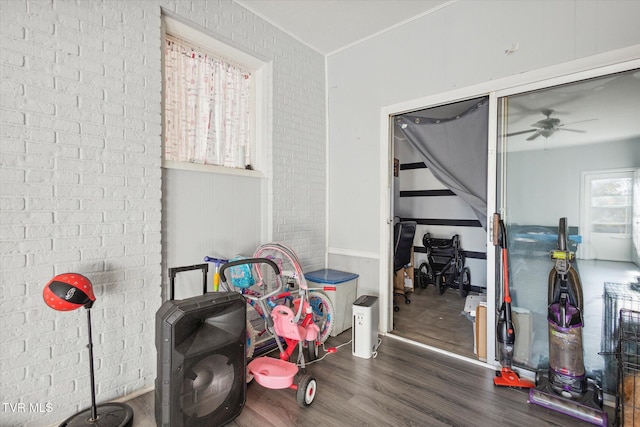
(272, 305, 306, 340)
(290, 300, 321, 341)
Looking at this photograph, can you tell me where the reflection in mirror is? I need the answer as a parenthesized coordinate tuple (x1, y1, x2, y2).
(497, 68, 640, 395)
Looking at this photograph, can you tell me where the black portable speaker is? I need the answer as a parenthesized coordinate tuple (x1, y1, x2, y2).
(155, 291, 246, 427)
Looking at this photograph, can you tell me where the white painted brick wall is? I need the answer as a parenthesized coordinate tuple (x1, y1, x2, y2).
(0, 0, 325, 425)
(270, 49, 326, 271)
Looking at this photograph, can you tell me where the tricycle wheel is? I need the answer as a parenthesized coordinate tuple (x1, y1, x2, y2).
(305, 340, 318, 362)
(296, 374, 317, 407)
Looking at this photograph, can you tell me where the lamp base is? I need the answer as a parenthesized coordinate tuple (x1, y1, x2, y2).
(58, 402, 133, 427)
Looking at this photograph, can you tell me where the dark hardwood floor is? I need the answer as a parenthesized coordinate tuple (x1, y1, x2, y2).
(392, 283, 477, 360)
(128, 330, 611, 426)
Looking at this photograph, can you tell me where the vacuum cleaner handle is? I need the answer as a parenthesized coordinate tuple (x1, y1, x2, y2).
(492, 213, 501, 247)
(499, 220, 507, 251)
(492, 212, 508, 250)
(501, 244, 511, 303)
(558, 217, 567, 252)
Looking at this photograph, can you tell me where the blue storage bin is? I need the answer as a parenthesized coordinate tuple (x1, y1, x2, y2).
(305, 269, 359, 285)
(305, 269, 359, 337)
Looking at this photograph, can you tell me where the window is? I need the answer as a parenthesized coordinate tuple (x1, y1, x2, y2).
(162, 16, 267, 175)
(164, 35, 252, 169)
(589, 175, 632, 234)
(581, 169, 635, 261)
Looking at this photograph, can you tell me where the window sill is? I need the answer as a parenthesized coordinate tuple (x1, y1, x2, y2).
(162, 160, 265, 178)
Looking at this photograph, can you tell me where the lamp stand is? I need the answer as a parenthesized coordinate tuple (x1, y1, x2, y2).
(58, 308, 134, 427)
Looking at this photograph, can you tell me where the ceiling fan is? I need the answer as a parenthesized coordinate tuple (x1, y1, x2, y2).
(506, 109, 594, 141)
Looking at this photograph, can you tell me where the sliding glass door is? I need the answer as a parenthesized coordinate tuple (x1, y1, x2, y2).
(496, 68, 640, 391)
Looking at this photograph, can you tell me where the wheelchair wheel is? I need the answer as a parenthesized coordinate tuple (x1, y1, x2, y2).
(459, 267, 471, 297)
(418, 262, 433, 289)
(436, 275, 446, 295)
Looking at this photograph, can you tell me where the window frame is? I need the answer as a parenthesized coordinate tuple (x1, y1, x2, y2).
(580, 168, 636, 260)
(161, 14, 269, 178)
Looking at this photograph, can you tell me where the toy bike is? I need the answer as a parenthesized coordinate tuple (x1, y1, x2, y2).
(220, 257, 319, 407)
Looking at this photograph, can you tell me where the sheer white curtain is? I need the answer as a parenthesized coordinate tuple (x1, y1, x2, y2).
(164, 36, 252, 169)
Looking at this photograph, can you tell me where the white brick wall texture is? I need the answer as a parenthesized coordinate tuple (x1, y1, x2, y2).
(0, 0, 326, 425)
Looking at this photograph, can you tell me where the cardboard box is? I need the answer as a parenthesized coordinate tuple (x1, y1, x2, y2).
(476, 302, 487, 361)
(393, 268, 405, 292)
(394, 248, 414, 293)
(464, 294, 486, 359)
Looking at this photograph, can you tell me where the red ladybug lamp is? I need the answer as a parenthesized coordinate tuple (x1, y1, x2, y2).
(43, 273, 133, 426)
(43, 273, 96, 311)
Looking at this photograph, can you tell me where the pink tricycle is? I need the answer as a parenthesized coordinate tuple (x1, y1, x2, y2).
(220, 257, 319, 407)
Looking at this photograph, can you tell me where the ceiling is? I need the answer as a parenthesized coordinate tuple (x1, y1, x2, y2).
(232, 1, 640, 151)
(233, 0, 452, 55)
(503, 69, 640, 151)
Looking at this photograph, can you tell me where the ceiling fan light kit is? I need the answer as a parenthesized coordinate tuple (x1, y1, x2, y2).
(506, 109, 594, 141)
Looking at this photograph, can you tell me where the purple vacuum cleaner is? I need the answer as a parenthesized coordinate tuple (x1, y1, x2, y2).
(528, 217, 607, 426)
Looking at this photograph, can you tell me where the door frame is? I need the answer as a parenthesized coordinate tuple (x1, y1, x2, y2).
(379, 47, 640, 368)
(381, 88, 498, 366)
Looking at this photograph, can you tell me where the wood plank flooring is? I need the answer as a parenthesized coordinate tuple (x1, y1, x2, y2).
(124, 262, 640, 426)
(127, 331, 611, 426)
(392, 283, 477, 359)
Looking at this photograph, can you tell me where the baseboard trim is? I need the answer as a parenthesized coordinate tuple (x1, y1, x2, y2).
(112, 384, 155, 403)
(327, 247, 380, 259)
(384, 332, 495, 371)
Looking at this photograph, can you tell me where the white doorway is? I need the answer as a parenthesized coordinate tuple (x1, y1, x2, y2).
(580, 168, 637, 262)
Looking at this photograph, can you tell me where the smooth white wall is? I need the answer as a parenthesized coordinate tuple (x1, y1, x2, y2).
(327, 0, 640, 302)
(0, 1, 325, 425)
(506, 138, 639, 227)
(163, 170, 263, 299)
